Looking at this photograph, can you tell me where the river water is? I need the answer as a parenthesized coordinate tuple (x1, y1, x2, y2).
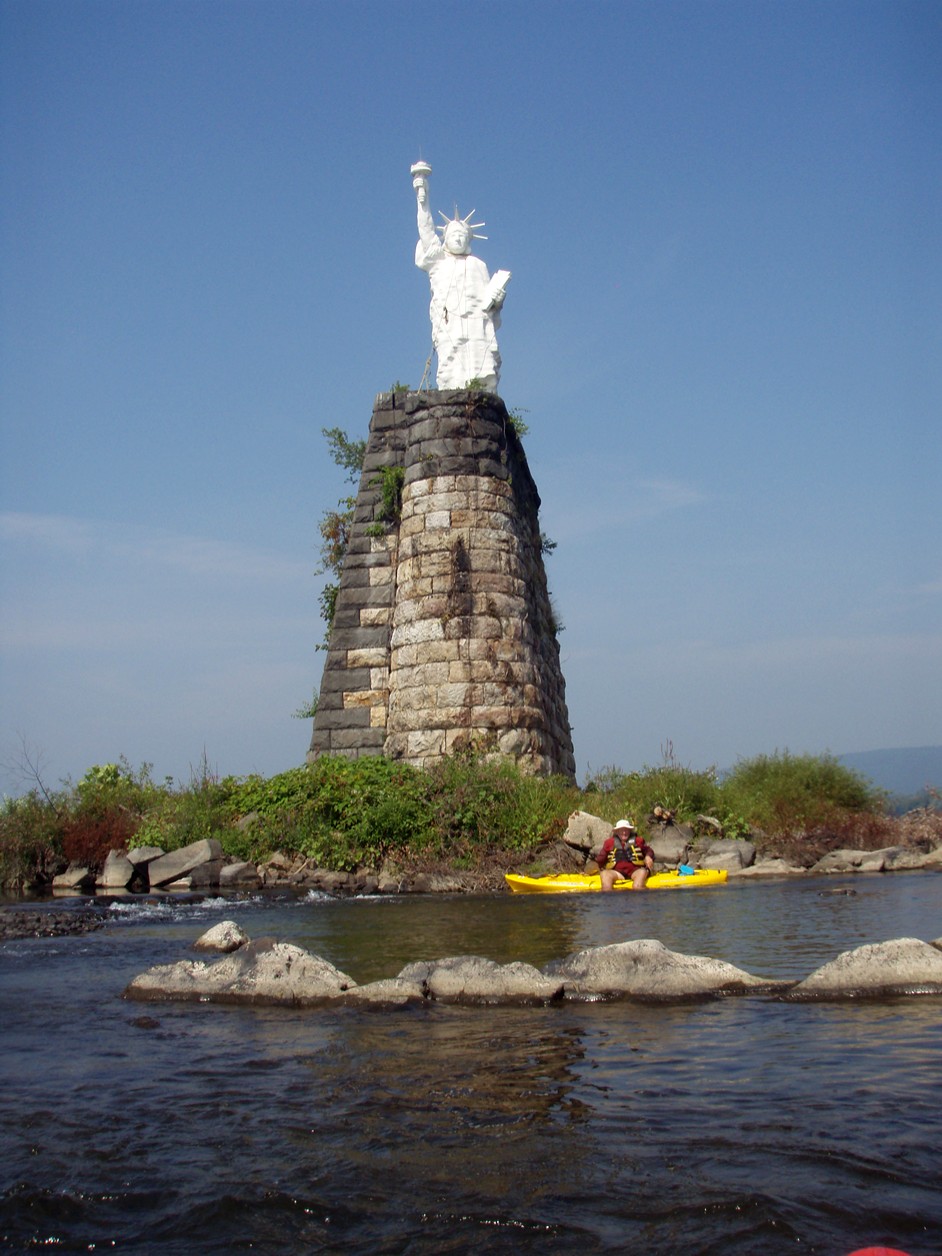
(1, 873, 940, 1254)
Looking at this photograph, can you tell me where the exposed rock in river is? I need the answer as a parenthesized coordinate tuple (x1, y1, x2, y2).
(193, 920, 249, 953)
(97, 851, 135, 889)
(123, 922, 942, 1009)
(126, 937, 355, 1006)
(785, 937, 942, 1000)
(548, 939, 780, 999)
(397, 955, 564, 1005)
(0, 906, 107, 940)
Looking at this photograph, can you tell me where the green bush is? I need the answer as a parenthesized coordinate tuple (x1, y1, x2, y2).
(224, 757, 435, 870)
(73, 760, 164, 818)
(424, 752, 576, 858)
(0, 793, 63, 891)
(718, 751, 882, 836)
(583, 762, 721, 829)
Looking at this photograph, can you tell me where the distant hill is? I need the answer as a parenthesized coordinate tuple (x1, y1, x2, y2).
(839, 746, 942, 800)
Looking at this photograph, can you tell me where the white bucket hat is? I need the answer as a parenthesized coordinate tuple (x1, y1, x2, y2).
(613, 819, 637, 832)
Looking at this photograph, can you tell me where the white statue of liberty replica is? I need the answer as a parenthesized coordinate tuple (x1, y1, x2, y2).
(411, 160, 511, 392)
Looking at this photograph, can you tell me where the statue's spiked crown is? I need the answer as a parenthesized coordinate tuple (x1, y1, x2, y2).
(437, 208, 487, 241)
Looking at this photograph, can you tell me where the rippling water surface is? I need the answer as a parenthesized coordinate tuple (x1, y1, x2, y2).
(1, 873, 940, 1254)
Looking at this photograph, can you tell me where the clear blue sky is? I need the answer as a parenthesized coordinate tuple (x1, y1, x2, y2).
(1, 0, 939, 795)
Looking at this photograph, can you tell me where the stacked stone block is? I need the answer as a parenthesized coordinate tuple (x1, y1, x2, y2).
(308, 390, 575, 779)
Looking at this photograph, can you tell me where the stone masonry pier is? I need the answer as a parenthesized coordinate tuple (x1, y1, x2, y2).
(308, 389, 575, 778)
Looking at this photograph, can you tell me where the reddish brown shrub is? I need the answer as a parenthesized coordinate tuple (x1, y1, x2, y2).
(762, 806, 938, 867)
(61, 810, 139, 871)
(893, 807, 942, 851)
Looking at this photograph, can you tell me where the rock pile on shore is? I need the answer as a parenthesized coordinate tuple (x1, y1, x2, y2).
(49, 836, 492, 898)
(52, 838, 260, 895)
(562, 809, 942, 877)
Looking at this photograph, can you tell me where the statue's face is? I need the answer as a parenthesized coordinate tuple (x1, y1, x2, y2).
(443, 222, 471, 255)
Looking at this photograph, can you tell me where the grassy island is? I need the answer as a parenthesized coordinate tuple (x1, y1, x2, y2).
(2, 747, 938, 895)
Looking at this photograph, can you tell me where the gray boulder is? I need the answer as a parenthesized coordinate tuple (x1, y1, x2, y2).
(193, 920, 249, 953)
(127, 845, 165, 868)
(646, 826, 691, 866)
(377, 872, 405, 893)
(733, 858, 806, 878)
(425, 873, 477, 893)
(550, 939, 777, 1000)
(96, 850, 135, 889)
(397, 955, 564, 1005)
(181, 859, 226, 889)
(219, 861, 261, 889)
(146, 839, 224, 889)
(52, 865, 95, 892)
(786, 937, 942, 1000)
(562, 809, 612, 856)
(882, 847, 934, 871)
(306, 869, 355, 894)
(698, 839, 756, 871)
(124, 937, 356, 1005)
(810, 848, 889, 874)
(341, 978, 426, 1007)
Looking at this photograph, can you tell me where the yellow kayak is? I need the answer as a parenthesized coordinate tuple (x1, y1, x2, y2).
(505, 868, 728, 894)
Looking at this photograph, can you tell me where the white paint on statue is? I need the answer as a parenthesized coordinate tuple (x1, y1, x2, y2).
(412, 160, 510, 392)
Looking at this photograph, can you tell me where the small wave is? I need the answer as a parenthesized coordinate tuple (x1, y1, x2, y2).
(106, 895, 264, 923)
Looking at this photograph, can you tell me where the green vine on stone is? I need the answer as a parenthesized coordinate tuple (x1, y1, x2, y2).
(316, 426, 367, 645)
(507, 407, 530, 439)
(370, 464, 405, 526)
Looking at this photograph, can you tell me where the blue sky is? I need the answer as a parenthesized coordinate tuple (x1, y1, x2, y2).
(1, 0, 939, 795)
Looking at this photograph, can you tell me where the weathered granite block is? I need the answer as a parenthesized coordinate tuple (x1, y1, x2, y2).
(313, 705, 371, 731)
(329, 728, 387, 751)
(147, 840, 224, 889)
(343, 690, 387, 709)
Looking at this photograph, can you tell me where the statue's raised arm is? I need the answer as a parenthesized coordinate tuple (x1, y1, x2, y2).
(411, 160, 438, 255)
(410, 159, 510, 393)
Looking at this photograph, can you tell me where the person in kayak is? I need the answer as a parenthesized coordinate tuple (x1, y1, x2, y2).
(596, 819, 655, 891)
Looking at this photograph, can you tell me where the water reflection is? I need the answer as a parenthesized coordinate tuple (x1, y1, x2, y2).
(2, 875, 941, 1254)
(273, 894, 588, 984)
(98, 871, 940, 986)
